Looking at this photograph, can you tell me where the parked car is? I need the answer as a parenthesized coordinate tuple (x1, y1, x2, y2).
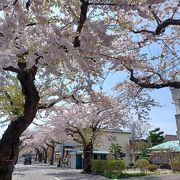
(24, 155, 32, 165)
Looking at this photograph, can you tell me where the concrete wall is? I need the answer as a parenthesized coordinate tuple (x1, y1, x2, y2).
(94, 131, 131, 165)
(171, 88, 180, 142)
(94, 131, 130, 151)
(176, 114, 180, 142)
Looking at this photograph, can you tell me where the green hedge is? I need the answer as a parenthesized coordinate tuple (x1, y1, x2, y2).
(92, 160, 125, 174)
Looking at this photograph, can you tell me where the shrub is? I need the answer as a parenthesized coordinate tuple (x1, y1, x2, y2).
(92, 160, 107, 174)
(104, 172, 146, 179)
(160, 163, 171, 169)
(147, 164, 158, 172)
(103, 169, 113, 178)
(170, 161, 180, 172)
(108, 160, 125, 171)
(92, 160, 125, 174)
(135, 159, 150, 173)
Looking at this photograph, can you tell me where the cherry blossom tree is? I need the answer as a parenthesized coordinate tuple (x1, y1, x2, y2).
(114, 81, 158, 122)
(129, 121, 150, 141)
(70, 0, 180, 88)
(49, 92, 129, 173)
(22, 122, 68, 165)
(0, 0, 179, 179)
(0, 1, 103, 178)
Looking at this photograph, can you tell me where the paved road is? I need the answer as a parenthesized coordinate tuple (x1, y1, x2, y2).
(12, 163, 108, 180)
(12, 163, 180, 180)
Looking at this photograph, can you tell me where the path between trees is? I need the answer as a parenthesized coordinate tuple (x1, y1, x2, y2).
(12, 162, 108, 180)
(12, 162, 180, 180)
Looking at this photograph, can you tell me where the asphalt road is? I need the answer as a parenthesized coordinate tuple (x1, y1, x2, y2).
(12, 162, 180, 180)
(12, 163, 108, 180)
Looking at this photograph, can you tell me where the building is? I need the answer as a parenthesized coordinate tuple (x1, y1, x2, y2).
(148, 140, 180, 164)
(56, 129, 131, 169)
(164, 134, 178, 142)
(171, 88, 180, 142)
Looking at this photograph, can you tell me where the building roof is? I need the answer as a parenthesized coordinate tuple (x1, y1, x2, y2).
(103, 128, 131, 134)
(69, 150, 110, 155)
(63, 141, 81, 147)
(164, 134, 178, 142)
(148, 140, 180, 152)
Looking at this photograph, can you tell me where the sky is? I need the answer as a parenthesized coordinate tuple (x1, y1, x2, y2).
(0, 71, 177, 138)
(99, 71, 177, 135)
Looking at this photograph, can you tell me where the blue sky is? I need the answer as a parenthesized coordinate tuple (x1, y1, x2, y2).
(98, 71, 177, 135)
(149, 88, 176, 135)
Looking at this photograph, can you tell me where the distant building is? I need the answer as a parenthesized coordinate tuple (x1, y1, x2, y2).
(55, 129, 131, 169)
(164, 134, 178, 142)
(148, 140, 180, 164)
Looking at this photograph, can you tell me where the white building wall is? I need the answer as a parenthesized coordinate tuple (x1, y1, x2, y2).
(70, 154, 76, 169)
(171, 88, 180, 142)
(94, 131, 131, 165)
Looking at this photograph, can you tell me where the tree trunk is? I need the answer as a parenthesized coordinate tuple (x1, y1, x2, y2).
(0, 64, 39, 180)
(0, 135, 20, 180)
(35, 153, 37, 161)
(35, 149, 43, 162)
(42, 147, 47, 164)
(57, 157, 61, 167)
(49, 144, 55, 165)
(83, 142, 93, 173)
(60, 144, 65, 167)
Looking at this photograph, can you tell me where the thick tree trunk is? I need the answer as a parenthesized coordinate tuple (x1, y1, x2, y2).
(0, 64, 39, 180)
(83, 143, 93, 173)
(0, 135, 20, 180)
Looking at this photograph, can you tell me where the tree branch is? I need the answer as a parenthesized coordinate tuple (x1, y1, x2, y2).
(132, 18, 180, 35)
(88, 3, 116, 6)
(3, 66, 19, 73)
(129, 69, 180, 89)
(73, 0, 89, 47)
(148, 5, 161, 25)
(66, 123, 87, 146)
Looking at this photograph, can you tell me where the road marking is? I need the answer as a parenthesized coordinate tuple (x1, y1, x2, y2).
(54, 177, 61, 180)
(41, 170, 47, 174)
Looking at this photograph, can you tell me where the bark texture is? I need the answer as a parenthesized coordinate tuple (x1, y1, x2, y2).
(0, 64, 39, 180)
(83, 142, 93, 173)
